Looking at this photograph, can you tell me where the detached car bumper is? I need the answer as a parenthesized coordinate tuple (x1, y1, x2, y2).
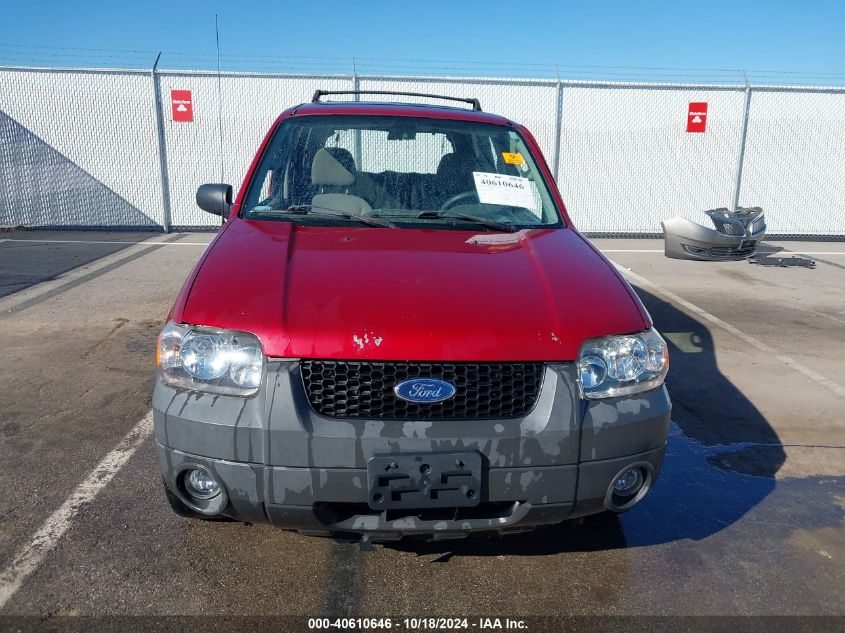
(154, 362, 670, 538)
(662, 207, 767, 261)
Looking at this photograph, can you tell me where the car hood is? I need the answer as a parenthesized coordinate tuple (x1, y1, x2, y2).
(180, 219, 649, 361)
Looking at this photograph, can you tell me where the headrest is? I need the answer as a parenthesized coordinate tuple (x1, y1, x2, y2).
(311, 148, 356, 187)
(436, 152, 494, 180)
(435, 153, 463, 179)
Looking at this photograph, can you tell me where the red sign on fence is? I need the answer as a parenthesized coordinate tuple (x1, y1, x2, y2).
(171, 90, 193, 122)
(686, 102, 707, 133)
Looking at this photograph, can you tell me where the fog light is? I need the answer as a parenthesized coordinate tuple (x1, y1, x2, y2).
(185, 468, 220, 499)
(613, 468, 644, 497)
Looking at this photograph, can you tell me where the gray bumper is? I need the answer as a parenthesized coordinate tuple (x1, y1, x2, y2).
(661, 207, 767, 261)
(154, 362, 670, 537)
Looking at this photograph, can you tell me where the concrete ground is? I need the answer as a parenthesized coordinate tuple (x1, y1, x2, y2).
(0, 231, 842, 627)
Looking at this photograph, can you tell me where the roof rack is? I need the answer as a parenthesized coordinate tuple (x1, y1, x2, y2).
(311, 90, 482, 112)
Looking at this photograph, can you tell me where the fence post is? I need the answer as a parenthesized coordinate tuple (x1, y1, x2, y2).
(552, 74, 564, 182)
(731, 79, 752, 213)
(151, 52, 173, 233)
(352, 58, 362, 170)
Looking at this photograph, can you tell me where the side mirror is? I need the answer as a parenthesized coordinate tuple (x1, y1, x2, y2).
(196, 183, 233, 218)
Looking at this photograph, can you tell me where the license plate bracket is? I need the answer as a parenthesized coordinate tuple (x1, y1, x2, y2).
(367, 452, 482, 510)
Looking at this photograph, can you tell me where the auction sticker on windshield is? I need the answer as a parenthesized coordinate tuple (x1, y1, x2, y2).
(472, 172, 537, 211)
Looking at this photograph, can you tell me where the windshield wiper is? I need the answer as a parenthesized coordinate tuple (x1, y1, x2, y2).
(270, 204, 395, 228)
(413, 209, 519, 233)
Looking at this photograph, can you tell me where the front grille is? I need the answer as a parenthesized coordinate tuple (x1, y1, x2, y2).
(710, 218, 745, 236)
(710, 245, 756, 257)
(300, 360, 544, 420)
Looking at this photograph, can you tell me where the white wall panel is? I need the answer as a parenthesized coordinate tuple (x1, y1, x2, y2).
(0, 69, 162, 226)
(158, 73, 352, 227)
(740, 89, 845, 235)
(557, 86, 747, 233)
(1, 67, 843, 236)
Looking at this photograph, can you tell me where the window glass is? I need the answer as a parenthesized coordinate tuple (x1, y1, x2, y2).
(243, 115, 563, 230)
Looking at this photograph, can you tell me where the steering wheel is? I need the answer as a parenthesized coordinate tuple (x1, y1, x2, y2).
(439, 190, 479, 210)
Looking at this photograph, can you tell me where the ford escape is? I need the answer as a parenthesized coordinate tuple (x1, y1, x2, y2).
(154, 90, 671, 540)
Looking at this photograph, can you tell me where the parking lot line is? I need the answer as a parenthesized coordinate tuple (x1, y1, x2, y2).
(1, 240, 844, 254)
(0, 411, 153, 610)
(0, 235, 190, 316)
(0, 238, 210, 246)
(601, 249, 845, 255)
(613, 262, 845, 399)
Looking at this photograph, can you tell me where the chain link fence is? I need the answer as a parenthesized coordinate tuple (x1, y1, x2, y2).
(1, 64, 844, 235)
(0, 68, 163, 227)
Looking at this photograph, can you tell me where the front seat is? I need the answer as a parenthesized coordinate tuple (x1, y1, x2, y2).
(311, 148, 373, 215)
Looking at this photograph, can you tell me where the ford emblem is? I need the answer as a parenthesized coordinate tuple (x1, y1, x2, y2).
(394, 378, 456, 403)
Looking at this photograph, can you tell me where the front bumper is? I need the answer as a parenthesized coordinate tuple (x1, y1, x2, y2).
(154, 362, 671, 538)
(662, 207, 766, 261)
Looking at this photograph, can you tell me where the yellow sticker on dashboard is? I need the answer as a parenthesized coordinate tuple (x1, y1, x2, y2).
(502, 152, 525, 165)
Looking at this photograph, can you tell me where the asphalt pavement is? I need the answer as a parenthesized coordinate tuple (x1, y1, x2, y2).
(0, 231, 842, 629)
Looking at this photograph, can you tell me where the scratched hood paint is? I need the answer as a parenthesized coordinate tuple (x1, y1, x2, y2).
(180, 219, 649, 361)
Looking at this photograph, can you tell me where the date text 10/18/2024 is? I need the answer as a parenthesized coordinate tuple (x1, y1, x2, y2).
(308, 618, 528, 631)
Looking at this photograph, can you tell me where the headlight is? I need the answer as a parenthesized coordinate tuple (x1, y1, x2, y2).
(156, 321, 265, 396)
(577, 328, 668, 399)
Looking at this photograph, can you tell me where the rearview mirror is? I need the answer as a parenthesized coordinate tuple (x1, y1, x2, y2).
(196, 183, 233, 218)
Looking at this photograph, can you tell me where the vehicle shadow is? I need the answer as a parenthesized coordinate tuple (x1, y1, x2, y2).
(384, 286, 787, 557)
(0, 111, 160, 228)
(0, 110, 180, 300)
(0, 232, 194, 303)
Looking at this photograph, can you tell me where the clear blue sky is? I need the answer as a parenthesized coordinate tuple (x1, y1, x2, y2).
(2, 0, 844, 82)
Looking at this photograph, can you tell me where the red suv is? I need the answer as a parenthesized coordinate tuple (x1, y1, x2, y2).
(154, 91, 671, 541)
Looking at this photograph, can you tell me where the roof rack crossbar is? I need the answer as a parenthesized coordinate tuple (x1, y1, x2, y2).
(311, 90, 482, 111)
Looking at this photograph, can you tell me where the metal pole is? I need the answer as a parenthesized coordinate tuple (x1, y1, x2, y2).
(352, 58, 362, 170)
(151, 52, 173, 233)
(731, 76, 752, 213)
(552, 68, 563, 182)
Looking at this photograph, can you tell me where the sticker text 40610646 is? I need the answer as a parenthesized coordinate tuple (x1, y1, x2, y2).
(472, 172, 537, 211)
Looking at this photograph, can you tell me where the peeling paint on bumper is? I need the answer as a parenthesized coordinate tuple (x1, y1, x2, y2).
(154, 362, 671, 536)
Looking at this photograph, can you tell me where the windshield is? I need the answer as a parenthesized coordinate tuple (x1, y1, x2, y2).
(241, 115, 563, 230)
